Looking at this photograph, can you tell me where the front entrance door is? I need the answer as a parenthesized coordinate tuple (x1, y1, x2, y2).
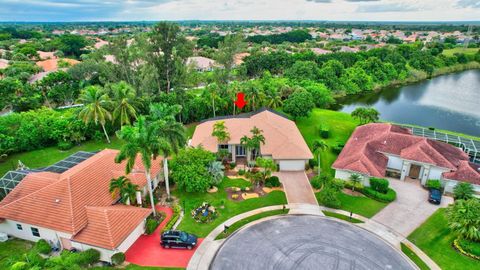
(408, 164, 421, 179)
(236, 145, 246, 157)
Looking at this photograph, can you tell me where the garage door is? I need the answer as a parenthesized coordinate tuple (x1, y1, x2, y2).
(279, 160, 305, 171)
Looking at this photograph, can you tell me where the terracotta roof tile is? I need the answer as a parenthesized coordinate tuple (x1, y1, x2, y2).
(443, 161, 480, 185)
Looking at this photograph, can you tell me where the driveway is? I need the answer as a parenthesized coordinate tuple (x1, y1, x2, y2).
(126, 206, 203, 268)
(211, 215, 414, 270)
(371, 178, 453, 236)
(273, 171, 318, 205)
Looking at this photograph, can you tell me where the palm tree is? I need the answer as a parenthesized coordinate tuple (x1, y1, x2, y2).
(149, 104, 186, 200)
(349, 174, 362, 193)
(212, 121, 230, 143)
(266, 93, 283, 109)
(77, 85, 112, 143)
(245, 82, 265, 111)
(122, 181, 139, 205)
(115, 116, 162, 216)
(109, 176, 128, 199)
(312, 140, 328, 175)
(446, 199, 480, 242)
(110, 81, 139, 126)
(240, 126, 265, 164)
(207, 83, 219, 117)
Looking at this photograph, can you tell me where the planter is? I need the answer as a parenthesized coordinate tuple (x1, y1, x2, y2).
(207, 186, 218, 193)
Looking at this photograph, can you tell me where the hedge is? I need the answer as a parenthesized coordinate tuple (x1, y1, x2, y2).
(454, 238, 480, 260)
(265, 176, 280, 187)
(426, 179, 442, 190)
(369, 177, 389, 194)
(344, 180, 364, 192)
(35, 239, 51, 255)
(162, 204, 182, 233)
(363, 187, 397, 202)
(111, 252, 126, 266)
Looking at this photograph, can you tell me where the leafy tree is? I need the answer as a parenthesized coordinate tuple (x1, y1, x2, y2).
(351, 107, 380, 124)
(285, 61, 320, 81)
(115, 117, 165, 215)
(109, 81, 139, 126)
(312, 140, 327, 175)
(283, 89, 314, 119)
(146, 22, 192, 93)
(171, 147, 216, 192)
(0, 77, 23, 110)
(36, 70, 79, 108)
(215, 33, 245, 84)
(55, 34, 88, 57)
(386, 36, 403, 44)
(453, 182, 474, 200)
(446, 199, 480, 242)
(212, 121, 230, 144)
(256, 157, 276, 185)
(302, 82, 335, 108)
(77, 85, 112, 143)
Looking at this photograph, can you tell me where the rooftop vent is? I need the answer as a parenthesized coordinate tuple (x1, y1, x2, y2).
(55, 199, 60, 203)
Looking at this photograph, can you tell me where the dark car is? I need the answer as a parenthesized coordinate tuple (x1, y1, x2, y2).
(428, 189, 442, 205)
(161, 230, 198, 250)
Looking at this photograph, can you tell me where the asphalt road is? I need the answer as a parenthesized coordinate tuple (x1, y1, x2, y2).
(210, 215, 415, 270)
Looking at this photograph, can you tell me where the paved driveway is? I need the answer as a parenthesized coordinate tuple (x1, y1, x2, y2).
(371, 178, 453, 236)
(211, 215, 414, 270)
(273, 171, 318, 205)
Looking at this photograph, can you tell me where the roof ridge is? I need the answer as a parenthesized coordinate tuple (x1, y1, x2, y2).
(66, 176, 76, 234)
(422, 139, 456, 167)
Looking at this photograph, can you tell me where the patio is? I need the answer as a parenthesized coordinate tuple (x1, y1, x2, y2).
(125, 205, 204, 268)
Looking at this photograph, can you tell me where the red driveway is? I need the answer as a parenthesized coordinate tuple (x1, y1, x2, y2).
(126, 205, 203, 268)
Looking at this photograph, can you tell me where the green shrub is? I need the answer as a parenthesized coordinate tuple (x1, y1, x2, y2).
(77, 249, 100, 266)
(330, 179, 345, 192)
(111, 252, 126, 266)
(457, 238, 480, 257)
(453, 182, 474, 200)
(310, 176, 323, 190)
(238, 169, 245, 175)
(265, 176, 280, 187)
(35, 239, 51, 255)
(308, 159, 316, 169)
(57, 141, 73, 151)
(317, 187, 341, 208)
(344, 180, 364, 192)
(363, 187, 397, 202)
(320, 128, 330, 139)
(163, 204, 182, 233)
(331, 142, 345, 154)
(145, 217, 161, 235)
(369, 177, 389, 194)
(426, 179, 442, 190)
(229, 162, 236, 169)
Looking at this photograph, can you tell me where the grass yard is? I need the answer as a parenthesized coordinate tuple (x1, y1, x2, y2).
(173, 178, 287, 237)
(296, 109, 359, 177)
(0, 238, 33, 269)
(442, 47, 479, 57)
(316, 192, 388, 218)
(408, 209, 479, 270)
(400, 243, 430, 270)
(185, 123, 198, 139)
(322, 210, 363, 223)
(215, 209, 288, 240)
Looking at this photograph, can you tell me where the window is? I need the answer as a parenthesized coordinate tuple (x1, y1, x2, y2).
(16, 224, 22, 230)
(218, 144, 229, 151)
(31, 227, 40, 237)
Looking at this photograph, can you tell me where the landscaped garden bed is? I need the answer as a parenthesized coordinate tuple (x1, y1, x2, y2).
(172, 178, 287, 237)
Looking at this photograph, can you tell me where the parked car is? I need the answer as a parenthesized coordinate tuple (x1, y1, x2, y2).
(428, 189, 442, 205)
(161, 230, 198, 249)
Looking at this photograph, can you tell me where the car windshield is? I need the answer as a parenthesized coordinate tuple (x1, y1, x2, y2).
(180, 232, 188, 241)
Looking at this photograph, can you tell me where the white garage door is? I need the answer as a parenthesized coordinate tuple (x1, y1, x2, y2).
(279, 160, 305, 171)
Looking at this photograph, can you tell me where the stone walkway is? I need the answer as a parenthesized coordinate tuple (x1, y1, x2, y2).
(273, 171, 318, 205)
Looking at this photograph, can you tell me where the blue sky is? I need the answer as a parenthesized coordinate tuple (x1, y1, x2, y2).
(0, 0, 479, 22)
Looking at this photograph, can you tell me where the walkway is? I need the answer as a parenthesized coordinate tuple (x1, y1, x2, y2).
(125, 205, 203, 268)
(273, 171, 318, 205)
(371, 178, 453, 236)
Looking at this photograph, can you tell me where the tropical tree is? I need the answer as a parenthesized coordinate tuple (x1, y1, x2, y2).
(351, 107, 380, 124)
(241, 126, 265, 164)
(283, 89, 315, 119)
(207, 83, 220, 117)
(256, 157, 276, 185)
(149, 104, 186, 200)
(349, 174, 362, 192)
(312, 140, 327, 175)
(110, 81, 139, 127)
(446, 199, 480, 242)
(212, 121, 230, 143)
(115, 117, 164, 216)
(109, 176, 139, 205)
(208, 161, 225, 186)
(453, 182, 474, 200)
(77, 85, 112, 143)
(122, 181, 139, 205)
(109, 176, 128, 199)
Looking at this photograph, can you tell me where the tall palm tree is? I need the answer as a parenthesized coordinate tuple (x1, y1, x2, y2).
(148, 104, 186, 200)
(212, 121, 230, 143)
(245, 82, 265, 111)
(111, 81, 139, 127)
(349, 174, 362, 193)
(77, 85, 112, 143)
(115, 116, 163, 216)
(312, 140, 328, 175)
(240, 126, 265, 163)
(266, 93, 283, 109)
(207, 83, 219, 117)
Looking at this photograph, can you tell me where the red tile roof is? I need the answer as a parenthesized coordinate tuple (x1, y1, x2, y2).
(443, 161, 480, 185)
(333, 123, 478, 183)
(72, 205, 151, 249)
(0, 149, 161, 248)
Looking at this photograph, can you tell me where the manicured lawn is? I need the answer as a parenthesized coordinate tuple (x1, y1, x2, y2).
(0, 238, 33, 269)
(400, 243, 430, 270)
(322, 210, 363, 223)
(215, 209, 288, 240)
(408, 209, 479, 270)
(94, 266, 184, 270)
(316, 192, 388, 218)
(173, 178, 287, 237)
(0, 137, 123, 177)
(296, 109, 359, 177)
(442, 47, 479, 57)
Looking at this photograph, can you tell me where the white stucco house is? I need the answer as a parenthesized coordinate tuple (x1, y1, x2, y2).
(190, 108, 313, 171)
(333, 123, 480, 196)
(0, 149, 163, 262)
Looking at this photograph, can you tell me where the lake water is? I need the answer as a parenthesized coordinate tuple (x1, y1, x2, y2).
(337, 69, 480, 137)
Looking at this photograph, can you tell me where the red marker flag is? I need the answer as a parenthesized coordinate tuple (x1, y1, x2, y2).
(234, 92, 247, 109)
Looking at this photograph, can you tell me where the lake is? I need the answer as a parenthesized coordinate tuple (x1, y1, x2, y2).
(336, 69, 480, 137)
